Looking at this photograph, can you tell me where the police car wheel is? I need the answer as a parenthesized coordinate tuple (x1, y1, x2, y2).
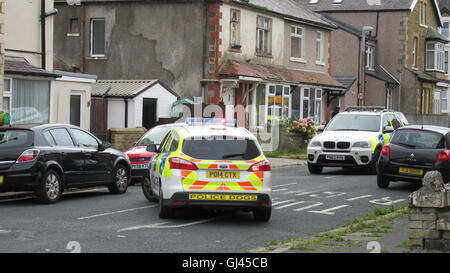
(108, 164, 129, 194)
(158, 184, 174, 219)
(377, 174, 390, 189)
(142, 172, 157, 202)
(253, 207, 271, 222)
(307, 162, 323, 174)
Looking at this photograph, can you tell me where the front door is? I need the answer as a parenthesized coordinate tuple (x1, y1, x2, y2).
(143, 98, 157, 130)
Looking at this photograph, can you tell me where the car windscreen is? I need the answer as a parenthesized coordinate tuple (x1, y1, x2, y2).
(0, 129, 33, 149)
(182, 137, 261, 161)
(137, 127, 172, 146)
(325, 114, 380, 132)
(391, 129, 445, 149)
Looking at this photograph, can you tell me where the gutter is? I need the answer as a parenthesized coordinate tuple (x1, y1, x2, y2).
(41, 0, 46, 69)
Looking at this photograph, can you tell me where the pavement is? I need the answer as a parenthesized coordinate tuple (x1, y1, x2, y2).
(267, 157, 306, 169)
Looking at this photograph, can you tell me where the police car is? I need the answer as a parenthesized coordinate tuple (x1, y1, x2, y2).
(141, 118, 272, 221)
(307, 107, 408, 174)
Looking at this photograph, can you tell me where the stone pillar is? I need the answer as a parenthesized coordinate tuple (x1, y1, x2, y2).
(408, 171, 450, 252)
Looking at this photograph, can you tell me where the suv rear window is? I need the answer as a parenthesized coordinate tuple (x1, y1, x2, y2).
(0, 130, 33, 148)
(182, 137, 261, 160)
(391, 129, 445, 149)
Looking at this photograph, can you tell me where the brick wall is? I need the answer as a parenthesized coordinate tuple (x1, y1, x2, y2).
(109, 127, 147, 152)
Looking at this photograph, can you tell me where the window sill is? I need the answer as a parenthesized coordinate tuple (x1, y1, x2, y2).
(228, 47, 242, 53)
(419, 24, 428, 28)
(290, 57, 307, 63)
(86, 56, 108, 61)
(412, 66, 418, 71)
(255, 52, 273, 58)
(316, 61, 325, 66)
(425, 69, 445, 73)
(67, 33, 80, 37)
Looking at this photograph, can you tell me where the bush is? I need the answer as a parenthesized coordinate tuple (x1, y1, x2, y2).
(285, 118, 317, 143)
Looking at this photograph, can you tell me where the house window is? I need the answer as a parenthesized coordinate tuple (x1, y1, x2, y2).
(267, 85, 290, 121)
(442, 21, 450, 39)
(290, 26, 304, 61)
(2, 78, 11, 113)
(70, 93, 83, 127)
(9, 79, 51, 125)
(316, 31, 323, 63)
(365, 45, 374, 70)
(230, 9, 240, 48)
(291, 87, 322, 123)
(420, 1, 426, 25)
(256, 17, 271, 55)
(445, 50, 449, 74)
(442, 90, 448, 112)
(90, 18, 106, 57)
(426, 42, 445, 72)
(434, 91, 441, 114)
(69, 18, 79, 34)
(386, 89, 392, 109)
(412, 37, 417, 68)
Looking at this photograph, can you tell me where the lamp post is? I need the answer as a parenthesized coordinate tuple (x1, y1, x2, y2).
(360, 26, 373, 106)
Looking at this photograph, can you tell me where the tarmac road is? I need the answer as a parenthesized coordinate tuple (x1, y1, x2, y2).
(0, 166, 419, 253)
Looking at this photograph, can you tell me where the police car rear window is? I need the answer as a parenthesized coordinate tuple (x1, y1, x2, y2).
(182, 137, 261, 160)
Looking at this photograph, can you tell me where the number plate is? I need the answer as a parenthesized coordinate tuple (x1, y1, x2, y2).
(206, 171, 240, 179)
(0, 176, 3, 185)
(325, 155, 345, 161)
(189, 194, 257, 201)
(132, 164, 148, 170)
(399, 167, 423, 176)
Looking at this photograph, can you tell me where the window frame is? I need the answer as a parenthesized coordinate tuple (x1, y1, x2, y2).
(365, 45, 374, 70)
(412, 37, 418, 69)
(316, 31, 324, 64)
(2, 78, 12, 113)
(256, 16, 272, 55)
(90, 18, 106, 57)
(426, 42, 445, 72)
(442, 90, 448, 112)
(290, 25, 305, 62)
(230, 9, 241, 48)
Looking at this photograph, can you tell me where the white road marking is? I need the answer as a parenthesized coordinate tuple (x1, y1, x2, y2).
(309, 205, 349, 215)
(272, 188, 289, 192)
(78, 205, 157, 220)
(118, 217, 225, 232)
(272, 182, 297, 188)
(369, 197, 406, 206)
(346, 195, 373, 201)
(294, 191, 313, 196)
(293, 202, 323, 212)
(274, 201, 306, 210)
(272, 199, 295, 206)
(309, 192, 347, 199)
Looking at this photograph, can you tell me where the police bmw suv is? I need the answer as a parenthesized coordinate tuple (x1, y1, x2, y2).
(307, 107, 407, 174)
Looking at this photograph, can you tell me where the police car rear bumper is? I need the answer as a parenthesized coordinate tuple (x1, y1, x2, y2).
(162, 192, 272, 209)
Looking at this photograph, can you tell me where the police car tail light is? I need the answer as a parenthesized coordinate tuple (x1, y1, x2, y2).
(249, 159, 271, 172)
(169, 157, 198, 170)
(381, 145, 390, 157)
(437, 151, 450, 162)
(17, 149, 40, 163)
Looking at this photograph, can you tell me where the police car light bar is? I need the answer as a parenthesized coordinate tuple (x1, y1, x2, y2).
(185, 117, 237, 127)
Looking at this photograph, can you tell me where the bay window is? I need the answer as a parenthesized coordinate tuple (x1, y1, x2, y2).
(426, 42, 445, 72)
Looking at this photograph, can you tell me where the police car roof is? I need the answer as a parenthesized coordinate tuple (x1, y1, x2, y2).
(338, 111, 382, 116)
(176, 125, 257, 140)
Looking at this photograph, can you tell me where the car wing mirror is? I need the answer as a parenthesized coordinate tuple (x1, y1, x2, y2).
(146, 144, 158, 153)
(383, 126, 394, 133)
(99, 141, 112, 151)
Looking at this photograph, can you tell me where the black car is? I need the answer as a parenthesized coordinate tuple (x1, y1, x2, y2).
(377, 125, 450, 188)
(0, 124, 131, 204)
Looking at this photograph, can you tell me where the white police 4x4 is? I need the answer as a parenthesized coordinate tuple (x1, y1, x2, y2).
(307, 107, 408, 174)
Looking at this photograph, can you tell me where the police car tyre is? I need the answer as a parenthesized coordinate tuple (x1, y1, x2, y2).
(142, 171, 157, 202)
(158, 183, 174, 219)
(253, 207, 271, 222)
(308, 162, 323, 174)
(377, 173, 390, 189)
(108, 164, 129, 194)
(36, 170, 62, 204)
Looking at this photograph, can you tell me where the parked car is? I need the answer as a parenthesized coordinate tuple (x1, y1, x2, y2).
(142, 119, 272, 221)
(377, 125, 450, 188)
(0, 124, 131, 204)
(125, 123, 180, 183)
(307, 107, 407, 174)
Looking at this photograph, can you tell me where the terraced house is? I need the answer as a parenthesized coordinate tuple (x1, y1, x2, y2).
(53, 0, 345, 129)
(299, 0, 449, 126)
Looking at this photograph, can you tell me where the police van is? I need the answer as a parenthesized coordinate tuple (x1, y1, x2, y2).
(142, 118, 272, 221)
(307, 107, 408, 174)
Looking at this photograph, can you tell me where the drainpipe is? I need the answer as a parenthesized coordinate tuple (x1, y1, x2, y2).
(41, 0, 46, 69)
(202, 0, 208, 103)
(357, 37, 361, 106)
(80, 2, 85, 72)
(124, 98, 128, 128)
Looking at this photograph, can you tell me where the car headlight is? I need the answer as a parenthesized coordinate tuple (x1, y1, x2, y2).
(309, 141, 321, 148)
(352, 141, 372, 149)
